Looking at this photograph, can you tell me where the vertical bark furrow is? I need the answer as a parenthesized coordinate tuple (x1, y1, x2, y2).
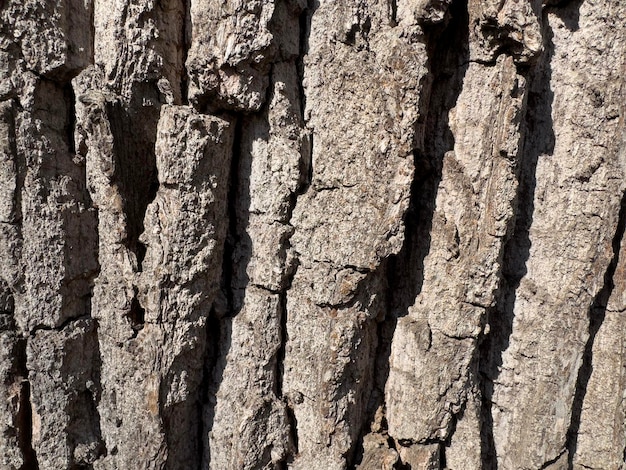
(478, 5, 556, 466)
(566, 191, 626, 465)
(490, 1, 626, 468)
(207, 61, 307, 470)
(382, 0, 539, 467)
(1, 3, 102, 461)
(140, 105, 234, 469)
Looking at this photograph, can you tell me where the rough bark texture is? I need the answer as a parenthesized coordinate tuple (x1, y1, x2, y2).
(1, 0, 626, 469)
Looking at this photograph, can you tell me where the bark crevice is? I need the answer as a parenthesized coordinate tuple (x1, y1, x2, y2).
(15, 338, 39, 470)
(566, 190, 626, 467)
(351, 1, 470, 466)
(479, 14, 556, 467)
(105, 94, 160, 272)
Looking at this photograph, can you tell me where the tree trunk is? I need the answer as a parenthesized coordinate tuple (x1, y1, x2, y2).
(1, 0, 625, 469)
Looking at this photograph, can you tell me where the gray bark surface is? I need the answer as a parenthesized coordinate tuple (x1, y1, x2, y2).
(1, 0, 625, 469)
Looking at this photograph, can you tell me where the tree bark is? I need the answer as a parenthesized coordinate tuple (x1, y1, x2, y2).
(1, 0, 625, 469)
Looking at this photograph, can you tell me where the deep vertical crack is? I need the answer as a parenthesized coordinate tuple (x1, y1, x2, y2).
(277, 4, 316, 460)
(296, 1, 313, 124)
(2, 99, 23, 231)
(199, 312, 227, 469)
(0, 286, 37, 468)
(88, 320, 106, 464)
(88, 0, 95, 65)
(106, 88, 160, 272)
(64, 82, 77, 155)
(479, 14, 556, 468)
(350, 1, 469, 465)
(439, 442, 447, 469)
(223, 115, 243, 317)
(566, 191, 626, 466)
(389, 0, 398, 26)
(15, 338, 39, 470)
(199, 113, 241, 468)
(276, 291, 288, 399)
(181, 0, 191, 104)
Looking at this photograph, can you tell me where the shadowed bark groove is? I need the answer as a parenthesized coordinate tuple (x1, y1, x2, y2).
(566, 188, 626, 466)
(350, 2, 470, 468)
(479, 12, 556, 468)
(484, 1, 626, 468)
(106, 94, 160, 271)
(15, 341, 39, 470)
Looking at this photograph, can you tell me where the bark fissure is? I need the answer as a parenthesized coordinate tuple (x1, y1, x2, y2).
(17, 382, 38, 470)
(181, 0, 191, 104)
(223, 115, 243, 319)
(566, 190, 626, 466)
(350, 3, 471, 468)
(15, 339, 39, 470)
(198, 113, 241, 468)
(64, 82, 77, 155)
(276, 290, 289, 400)
(479, 13, 556, 467)
(389, 0, 398, 27)
(105, 96, 160, 271)
(296, 3, 310, 110)
(29, 314, 91, 336)
(199, 313, 222, 469)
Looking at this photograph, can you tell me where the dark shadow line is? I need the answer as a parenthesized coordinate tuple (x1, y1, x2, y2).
(349, 0, 470, 466)
(278, 2, 317, 464)
(566, 191, 626, 467)
(106, 87, 161, 272)
(181, 0, 191, 105)
(16, 338, 39, 470)
(479, 12, 557, 470)
(200, 114, 244, 469)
